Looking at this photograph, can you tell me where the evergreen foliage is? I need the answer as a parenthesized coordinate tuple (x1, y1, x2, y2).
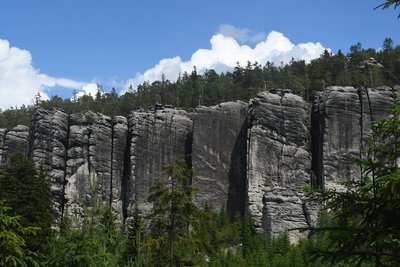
(147, 159, 203, 266)
(45, 180, 126, 266)
(0, 199, 40, 267)
(0, 153, 53, 256)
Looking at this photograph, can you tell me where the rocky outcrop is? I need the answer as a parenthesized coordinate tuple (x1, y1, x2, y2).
(27, 109, 128, 223)
(1, 86, 398, 243)
(192, 102, 248, 216)
(247, 91, 315, 242)
(311, 86, 398, 190)
(126, 108, 193, 217)
(29, 109, 69, 222)
(0, 125, 29, 165)
(64, 112, 128, 222)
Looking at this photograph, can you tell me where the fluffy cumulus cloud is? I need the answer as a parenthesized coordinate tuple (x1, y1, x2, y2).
(0, 38, 94, 110)
(123, 27, 329, 94)
(73, 83, 103, 99)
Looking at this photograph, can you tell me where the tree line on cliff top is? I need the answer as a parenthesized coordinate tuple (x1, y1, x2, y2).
(0, 38, 399, 128)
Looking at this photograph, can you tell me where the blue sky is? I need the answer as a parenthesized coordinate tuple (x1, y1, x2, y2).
(0, 0, 398, 109)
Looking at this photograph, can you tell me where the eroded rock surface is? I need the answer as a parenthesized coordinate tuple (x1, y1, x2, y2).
(192, 102, 248, 216)
(126, 108, 193, 217)
(0, 125, 29, 165)
(247, 91, 315, 242)
(1, 86, 398, 241)
(311, 86, 399, 190)
(29, 109, 69, 221)
(64, 112, 128, 222)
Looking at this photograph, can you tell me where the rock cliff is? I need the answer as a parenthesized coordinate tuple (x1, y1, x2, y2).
(247, 91, 316, 242)
(0, 125, 29, 165)
(192, 102, 248, 216)
(311, 86, 399, 190)
(126, 108, 193, 217)
(0, 86, 398, 242)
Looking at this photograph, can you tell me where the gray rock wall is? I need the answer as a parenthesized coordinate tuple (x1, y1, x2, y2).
(0, 125, 29, 166)
(311, 86, 398, 190)
(0, 86, 398, 242)
(29, 109, 69, 222)
(64, 112, 128, 222)
(192, 102, 248, 216)
(247, 91, 315, 242)
(126, 108, 193, 217)
(27, 109, 128, 224)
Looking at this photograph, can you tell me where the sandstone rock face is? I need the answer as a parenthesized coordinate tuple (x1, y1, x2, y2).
(29, 109, 69, 221)
(126, 108, 193, 217)
(64, 112, 128, 222)
(192, 102, 248, 216)
(1, 86, 398, 242)
(247, 91, 314, 243)
(311, 86, 398, 190)
(111, 116, 129, 219)
(0, 125, 29, 165)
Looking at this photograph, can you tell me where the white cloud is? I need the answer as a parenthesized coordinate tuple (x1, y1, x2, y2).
(0, 38, 90, 110)
(122, 28, 329, 94)
(72, 83, 102, 100)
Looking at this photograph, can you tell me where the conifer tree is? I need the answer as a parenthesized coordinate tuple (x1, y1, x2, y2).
(0, 153, 53, 255)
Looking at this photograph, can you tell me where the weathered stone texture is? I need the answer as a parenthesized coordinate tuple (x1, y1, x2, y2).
(0, 125, 29, 165)
(1, 85, 398, 241)
(192, 102, 248, 215)
(312, 86, 398, 190)
(247, 91, 314, 243)
(126, 108, 193, 216)
(63, 112, 128, 221)
(29, 108, 69, 221)
(111, 116, 128, 218)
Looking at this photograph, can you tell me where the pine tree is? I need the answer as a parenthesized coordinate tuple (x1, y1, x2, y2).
(0, 199, 40, 267)
(0, 153, 53, 255)
(147, 159, 204, 266)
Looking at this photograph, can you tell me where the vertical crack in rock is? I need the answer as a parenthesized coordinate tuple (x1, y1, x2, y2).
(61, 113, 70, 227)
(122, 118, 132, 221)
(358, 88, 365, 179)
(311, 95, 325, 189)
(111, 116, 128, 221)
(110, 116, 115, 206)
